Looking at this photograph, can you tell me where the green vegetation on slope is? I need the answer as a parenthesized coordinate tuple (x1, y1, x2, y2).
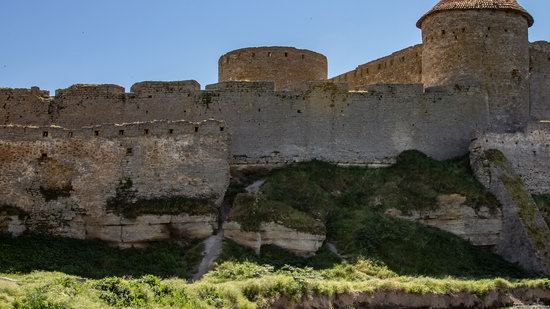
(225, 151, 526, 278)
(1, 261, 548, 309)
(534, 195, 550, 227)
(0, 234, 203, 279)
(106, 178, 217, 218)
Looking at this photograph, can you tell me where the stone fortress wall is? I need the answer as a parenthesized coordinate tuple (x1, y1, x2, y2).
(330, 45, 423, 90)
(1, 0, 550, 271)
(0, 81, 489, 166)
(0, 120, 230, 246)
(530, 41, 550, 120)
(218, 47, 327, 91)
(471, 121, 550, 195)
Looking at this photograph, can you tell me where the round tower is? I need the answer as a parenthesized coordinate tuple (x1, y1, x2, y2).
(218, 47, 328, 91)
(418, 0, 534, 132)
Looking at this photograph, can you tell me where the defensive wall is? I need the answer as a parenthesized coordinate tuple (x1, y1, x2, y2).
(329, 41, 550, 122)
(218, 47, 328, 91)
(1, 81, 489, 165)
(330, 45, 423, 90)
(0, 120, 230, 246)
(530, 41, 550, 120)
(471, 121, 550, 195)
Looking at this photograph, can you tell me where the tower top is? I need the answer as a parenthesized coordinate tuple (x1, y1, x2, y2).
(417, 0, 534, 28)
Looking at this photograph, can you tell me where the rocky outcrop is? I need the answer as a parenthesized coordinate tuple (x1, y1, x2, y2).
(470, 148, 550, 275)
(223, 221, 325, 256)
(0, 121, 231, 246)
(85, 214, 216, 248)
(385, 194, 502, 246)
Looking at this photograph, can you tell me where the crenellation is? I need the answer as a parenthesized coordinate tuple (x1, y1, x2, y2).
(130, 80, 200, 94)
(55, 84, 126, 97)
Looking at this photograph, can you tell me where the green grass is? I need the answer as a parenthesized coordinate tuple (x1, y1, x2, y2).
(1, 261, 548, 309)
(217, 240, 342, 270)
(227, 194, 325, 234)
(0, 234, 203, 279)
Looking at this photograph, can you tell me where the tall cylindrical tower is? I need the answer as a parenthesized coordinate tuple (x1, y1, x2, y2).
(418, 0, 534, 132)
(218, 47, 328, 91)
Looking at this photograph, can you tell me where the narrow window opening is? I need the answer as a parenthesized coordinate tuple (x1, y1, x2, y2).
(220, 127, 224, 132)
(41, 153, 48, 159)
(504, 29, 508, 33)
(145, 110, 149, 114)
(258, 108, 261, 112)
(126, 148, 133, 156)
(119, 130, 124, 136)
(487, 27, 491, 31)
(144, 129, 149, 135)
(94, 131, 99, 136)
(301, 54, 305, 59)
(68, 132, 73, 138)
(462, 28, 466, 32)
(297, 110, 302, 114)
(252, 52, 255, 58)
(194, 127, 199, 132)
(285, 52, 288, 57)
(267, 52, 272, 57)
(441, 30, 445, 35)
(42, 131, 48, 137)
(169, 129, 174, 134)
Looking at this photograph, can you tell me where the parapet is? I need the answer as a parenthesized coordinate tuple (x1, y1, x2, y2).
(0, 120, 227, 141)
(218, 46, 328, 91)
(205, 81, 275, 92)
(130, 80, 200, 94)
(0, 87, 50, 98)
(366, 84, 423, 94)
(55, 84, 125, 97)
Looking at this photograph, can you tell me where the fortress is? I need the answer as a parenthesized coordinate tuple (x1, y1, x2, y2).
(1, 0, 550, 274)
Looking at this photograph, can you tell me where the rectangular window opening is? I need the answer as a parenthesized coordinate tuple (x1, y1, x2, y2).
(41, 153, 48, 159)
(119, 130, 124, 136)
(144, 129, 149, 135)
(169, 129, 174, 134)
(194, 127, 199, 133)
(126, 148, 133, 156)
(42, 131, 48, 137)
(94, 131, 99, 136)
(267, 52, 272, 57)
(68, 132, 73, 138)
(220, 127, 225, 132)
(285, 52, 288, 57)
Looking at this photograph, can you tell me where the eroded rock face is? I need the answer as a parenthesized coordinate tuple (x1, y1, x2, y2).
(0, 121, 230, 246)
(385, 194, 502, 246)
(85, 214, 217, 248)
(470, 148, 550, 275)
(223, 221, 325, 256)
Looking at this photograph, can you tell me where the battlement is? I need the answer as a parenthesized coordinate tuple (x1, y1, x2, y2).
(205, 81, 276, 92)
(130, 80, 200, 94)
(0, 87, 50, 98)
(330, 45, 423, 89)
(55, 84, 126, 97)
(0, 120, 227, 141)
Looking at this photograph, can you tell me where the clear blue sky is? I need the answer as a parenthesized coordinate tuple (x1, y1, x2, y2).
(0, 0, 548, 93)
